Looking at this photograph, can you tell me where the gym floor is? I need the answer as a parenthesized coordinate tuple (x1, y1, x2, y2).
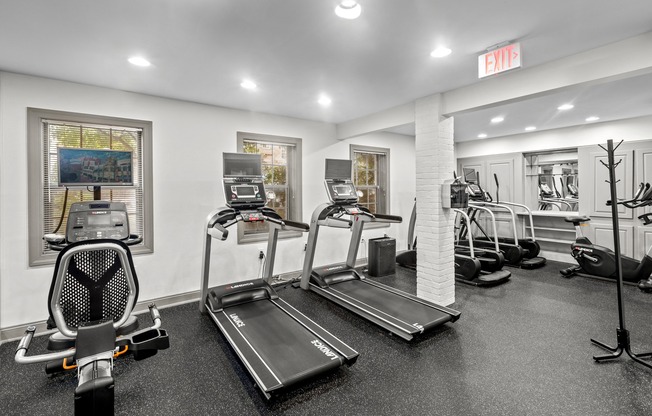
(2, 261, 652, 415)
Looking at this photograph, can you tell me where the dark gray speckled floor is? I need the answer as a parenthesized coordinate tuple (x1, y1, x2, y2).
(2, 260, 652, 415)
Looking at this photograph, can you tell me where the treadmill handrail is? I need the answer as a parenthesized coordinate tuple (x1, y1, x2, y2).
(469, 202, 519, 245)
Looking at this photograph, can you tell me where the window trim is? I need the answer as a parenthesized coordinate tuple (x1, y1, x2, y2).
(350, 144, 391, 229)
(27, 108, 154, 266)
(236, 131, 303, 244)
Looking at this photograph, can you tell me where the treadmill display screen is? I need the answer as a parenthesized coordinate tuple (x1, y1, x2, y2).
(334, 185, 354, 196)
(235, 186, 256, 197)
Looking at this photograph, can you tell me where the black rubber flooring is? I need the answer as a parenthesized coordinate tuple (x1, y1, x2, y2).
(2, 260, 652, 415)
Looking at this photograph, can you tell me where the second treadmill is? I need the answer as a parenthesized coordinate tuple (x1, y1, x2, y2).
(200, 153, 358, 399)
(300, 159, 460, 341)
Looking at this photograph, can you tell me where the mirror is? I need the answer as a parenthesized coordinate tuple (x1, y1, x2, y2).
(524, 149, 579, 212)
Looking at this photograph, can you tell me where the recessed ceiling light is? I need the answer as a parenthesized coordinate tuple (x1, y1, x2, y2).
(557, 103, 574, 111)
(477, 133, 488, 139)
(335, 1, 362, 19)
(430, 47, 452, 58)
(240, 79, 257, 90)
(128, 56, 151, 67)
(585, 116, 600, 122)
(318, 95, 332, 106)
(490, 116, 504, 123)
(525, 126, 537, 131)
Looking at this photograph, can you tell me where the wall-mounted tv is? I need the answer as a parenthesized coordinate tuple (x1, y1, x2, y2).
(58, 147, 133, 187)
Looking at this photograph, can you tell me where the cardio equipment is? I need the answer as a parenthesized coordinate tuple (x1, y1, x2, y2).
(561, 181, 652, 292)
(199, 153, 358, 399)
(15, 201, 169, 416)
(461, 169, 546, 269)
(396, 199, 510, 286)
(300, 159, 460, 341)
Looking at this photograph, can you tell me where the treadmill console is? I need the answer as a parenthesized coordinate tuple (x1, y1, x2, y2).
(65, 201, 130, 243)
(223, 178, 266, 209)
(325, 180, 358, 205)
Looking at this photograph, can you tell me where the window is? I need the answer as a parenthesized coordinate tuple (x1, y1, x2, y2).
(237, 132, 302, 243)
(28, 108, 153, 266)
(350, 144, 390, 215)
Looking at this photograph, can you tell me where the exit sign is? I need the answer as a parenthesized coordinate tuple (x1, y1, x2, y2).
(478, 42, 521, 78)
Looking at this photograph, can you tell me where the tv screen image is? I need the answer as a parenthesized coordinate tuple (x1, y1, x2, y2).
(223, 152, 262, 177)
(58, 148, 134, 187)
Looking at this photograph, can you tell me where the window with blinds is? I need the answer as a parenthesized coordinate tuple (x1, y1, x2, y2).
(28, 108, 153, 266)
(351, 145, 390, 215)
(237, 132, 303, 243)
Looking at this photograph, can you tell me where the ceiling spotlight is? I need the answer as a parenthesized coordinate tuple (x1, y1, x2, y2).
(240, 79, 257, 90)
(557, 103, 574, 111)
(335, 1, 362, 19)
(585, 116, 600, 122)
(477, 133, 488, 139)
(318, 95, 332, 106)
(430, 47, 452, 58)
(128, 56, 151, 67)
(525, 126, 537, 131)
(490, 116, 504, 123)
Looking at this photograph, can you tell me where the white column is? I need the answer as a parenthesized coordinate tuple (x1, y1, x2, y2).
(414, 94, 455, 305)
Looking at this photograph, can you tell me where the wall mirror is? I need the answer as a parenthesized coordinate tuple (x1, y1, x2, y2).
(524, 149, 579, 212)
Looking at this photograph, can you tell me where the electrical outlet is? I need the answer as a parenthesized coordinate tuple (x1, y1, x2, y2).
(258, 250, 264, 259)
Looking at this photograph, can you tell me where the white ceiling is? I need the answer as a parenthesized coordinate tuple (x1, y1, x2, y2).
(1, 0, 652, 136)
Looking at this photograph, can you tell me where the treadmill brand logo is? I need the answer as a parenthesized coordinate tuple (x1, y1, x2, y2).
(228, 282, 255, 290)
(311, 340, 338, 361)
(324, 265, 345, 272)
(229, 313, 245, 328)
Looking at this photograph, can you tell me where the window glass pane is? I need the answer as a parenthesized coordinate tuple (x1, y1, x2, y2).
(243, 141, 258, 154)
(272, 165, 287, 185)
(367, 153, 375, 170)
(367, 170, 376, 186)
(359, 188, 369, 204)
(368, 203, 376, 213)
(259, 143, 273, 164)
(357, 169, 367, 185)
(273, 145, 287, 165)
(368, 188, 376, 203)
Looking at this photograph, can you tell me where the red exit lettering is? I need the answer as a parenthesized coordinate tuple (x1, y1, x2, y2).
(479, 43, 521, 78)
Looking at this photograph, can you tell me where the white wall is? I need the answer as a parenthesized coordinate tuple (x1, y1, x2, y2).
(0, 72, 415, 331)
(455, 115, 652, 159)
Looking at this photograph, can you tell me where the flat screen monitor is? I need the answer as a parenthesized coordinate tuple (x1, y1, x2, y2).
(325, 159, 352, 180)
(58, 147, 133, 187)
(462, 168, 477, 184)
(223, 153, 262, 177)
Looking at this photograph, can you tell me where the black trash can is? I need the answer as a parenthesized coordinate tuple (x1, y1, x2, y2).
(368, 237, 396, 277)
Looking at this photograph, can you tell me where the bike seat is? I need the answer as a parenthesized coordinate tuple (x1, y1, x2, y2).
(564, 216, 590, 224)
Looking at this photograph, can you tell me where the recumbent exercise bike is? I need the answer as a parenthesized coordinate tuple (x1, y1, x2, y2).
(15, 201, 169, 415)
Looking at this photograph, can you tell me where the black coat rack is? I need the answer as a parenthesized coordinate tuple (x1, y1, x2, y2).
(590, 139, 652, 368)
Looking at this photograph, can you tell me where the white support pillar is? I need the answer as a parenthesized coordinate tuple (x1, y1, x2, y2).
(414, 94, 455, 306)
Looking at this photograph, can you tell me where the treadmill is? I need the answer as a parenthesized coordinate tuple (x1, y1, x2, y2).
(300, 159, 460, 341)
(199, 153, 358, 399)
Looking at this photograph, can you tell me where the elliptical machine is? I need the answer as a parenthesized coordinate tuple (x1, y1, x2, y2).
(560, 182, 652, 292)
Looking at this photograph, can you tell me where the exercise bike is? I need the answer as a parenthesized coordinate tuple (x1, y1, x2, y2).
(15, 201, 169, 415)
(560, 182, 652, 292)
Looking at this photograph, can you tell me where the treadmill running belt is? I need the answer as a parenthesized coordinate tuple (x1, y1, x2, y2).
(329, 280, 453, 331)
(219, 300, 343, 389)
